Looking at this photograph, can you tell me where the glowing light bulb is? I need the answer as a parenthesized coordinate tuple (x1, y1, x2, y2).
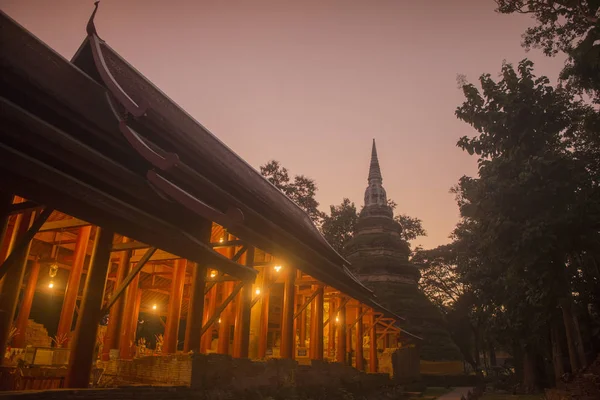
(335, 316, 339, 323)
(152, 304, 157, 310)
(219, 237, 224, 243)
(255, 288, 261, 295)
(218, 318, 221, 323)
(274, 265, 282, 272)
(210, 271, 216, 278)
(48, 282, 54, 289)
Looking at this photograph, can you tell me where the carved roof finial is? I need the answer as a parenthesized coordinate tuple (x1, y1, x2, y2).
(368, 138, 382, 184)
(86, 1, 101, 37)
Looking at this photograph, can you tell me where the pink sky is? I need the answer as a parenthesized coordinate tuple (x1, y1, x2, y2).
(1, 0, 566, 249)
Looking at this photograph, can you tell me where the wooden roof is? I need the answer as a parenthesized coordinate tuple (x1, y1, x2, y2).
(0, 9, 415, 333)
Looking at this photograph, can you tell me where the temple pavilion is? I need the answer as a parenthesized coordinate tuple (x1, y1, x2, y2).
(0, 5, 419, 390)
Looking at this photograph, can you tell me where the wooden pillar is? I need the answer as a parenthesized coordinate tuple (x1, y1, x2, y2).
(0, 193, 13, 255)
(130, 290, 142, 350)
(257, 267, 270, 359)
(299, 295, 307, 348)
(119, 265, 140, 359)
(184, 262, 207, 353)
(65, 228, 113, 388)
(311, 285, 324, 360)
(0, 210, 33, 365)
(280, 266, 296, 359)
(328, 297, 336, 360)
(356, 305, 364, 371)
(336, 297, 347, 363)
(369, 311, 378, 373)
(383, 332, 389, 350)
(233, 247, 254, 358)
(164, 259, 187, 354)
(217, 281, 234, 354)
(13, 258, 40, 348)
(102, 240, 131, 360)
(57, 226, 92, 344)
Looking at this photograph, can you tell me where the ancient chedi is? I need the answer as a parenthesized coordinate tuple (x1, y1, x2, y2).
(344, 140, 461, 361)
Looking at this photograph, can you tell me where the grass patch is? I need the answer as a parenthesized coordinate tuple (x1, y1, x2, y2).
(421, 387, 452, 398)
(480, 394, 544, 400)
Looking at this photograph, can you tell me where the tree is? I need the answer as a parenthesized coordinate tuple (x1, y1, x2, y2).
(495, 1, 600, 101)
(321, 198, 358, 254)
(260, 160, 325, 224)
(387, 199, 428, 243)
(454, 59, 600, 389)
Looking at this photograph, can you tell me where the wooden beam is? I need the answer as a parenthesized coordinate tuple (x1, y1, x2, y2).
(39, 217, 90, 232)
(0, 207, 53, 280)
(100, 246, 157, 315)
(349, 306, 370, 331)
(201, 281, 244, 335)
(7, 201, 43, 215)
(293, 288, 320, 320)
(130, 249, 178, 263)
(111, 240, 150, 252)
(211, 240, 244, 249)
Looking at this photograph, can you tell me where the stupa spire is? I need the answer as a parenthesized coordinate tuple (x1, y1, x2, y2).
(368, 139, 383, 184)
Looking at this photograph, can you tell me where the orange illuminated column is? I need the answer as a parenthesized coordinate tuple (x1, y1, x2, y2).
(102, 239, 131, 361)
(233, 247, 254, 358)
(257, 267, 271, 359)
(201, 274, 218, 352)
(369, 311, 378, 373)
(217, 281, 234, 354)
(13, 258, 41, 348)
(184, 262, 207, 353)
(355, 305, 365, 371)
(57, 226, 92, 344)
(0, 209, 33, 365)
(336, 297, 347, 363)
(164, 259, 187, 354)
(119, 264, 141, 359)
(328, 297, 336, 360)
(65, 228, 113, 388)
(280, 266, 296, 359)
(310, 285, 324, 360)
(299, 294, 306, 348)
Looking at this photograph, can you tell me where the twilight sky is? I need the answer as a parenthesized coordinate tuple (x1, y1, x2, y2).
(1, 0, 566, 249)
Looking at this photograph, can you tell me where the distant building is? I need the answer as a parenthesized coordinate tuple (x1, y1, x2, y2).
(344, 140, 462, 361)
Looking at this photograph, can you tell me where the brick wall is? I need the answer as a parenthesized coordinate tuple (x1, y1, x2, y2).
(98, 354, 191, 386)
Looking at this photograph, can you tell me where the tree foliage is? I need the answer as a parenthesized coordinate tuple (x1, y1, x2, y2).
(321, 198, 358, 254)
(495, 0, 600, 101)
(447, 58, 600, 389)
(260, 160, 325, 224)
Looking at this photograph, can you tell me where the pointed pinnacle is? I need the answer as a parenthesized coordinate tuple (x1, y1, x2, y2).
(368, 139, 383, 183)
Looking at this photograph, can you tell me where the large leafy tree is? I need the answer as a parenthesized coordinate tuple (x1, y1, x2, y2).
(260, 160, 325, 224)
(495, 0, 600, 101)
(453, 59, 599, 390)
(321, 198, 358, 253)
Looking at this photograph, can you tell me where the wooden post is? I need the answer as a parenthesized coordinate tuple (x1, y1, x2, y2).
(356, 305, 364, 371)
(280, 266, 296, 359)
(65, 228, 113, 388)
(102, 239, 131, 360)
(311, 285, 324, 360)
(201, 278, 217, 352)
(233, 247, 254, 358)
(217, 281, 234, 354)
(13, 258, 40, 348)
(328, 297, 336, 360)
(369, 311, 378, 373)
(257, 267, 270, 359)
(130, 290, 142, 351)
(57, 226, 92, 344)
(299, 295, 306, 348)
(0, 210, 33, 365)
(119, 265, 140, 359)
(184, 262, 207, 353)
(0, 193, 13, 256)
(336, 297, 347, 364)
(164, 259, 187, 354)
